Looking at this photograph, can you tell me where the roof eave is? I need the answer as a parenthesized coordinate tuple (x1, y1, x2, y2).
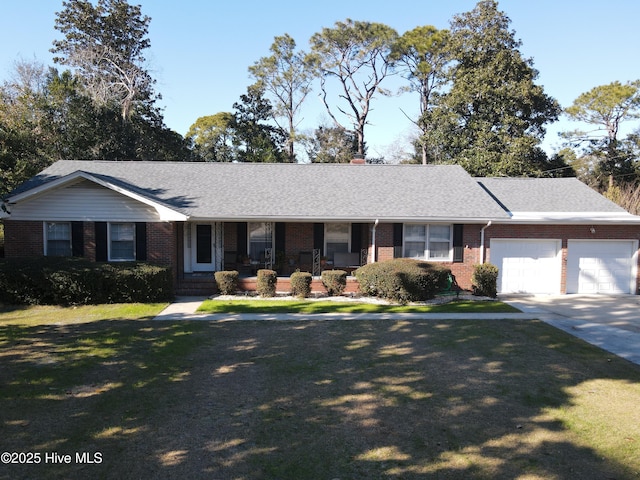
(496, 211, 640, 224)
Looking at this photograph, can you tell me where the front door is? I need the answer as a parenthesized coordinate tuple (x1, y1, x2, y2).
(187, 222, 222, 272)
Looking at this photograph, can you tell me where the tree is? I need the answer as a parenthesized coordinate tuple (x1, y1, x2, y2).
(390, 25, 449, 164)
(51, 0, 156, 123)
(425, 0, 560, 176)
(303, 125, 359, 163)
(310, 19, 398, 156)
(232, 85, 286, 163)
(186, 113, 237, 162)
(0, 60, 53, 196)
(563, 81, 640, 188)
(565, 81, 640, 143)
(249, 34, 315, 162)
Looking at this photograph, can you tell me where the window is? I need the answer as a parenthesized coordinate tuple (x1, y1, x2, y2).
(403, 224, 452, 261)
(404, 224, 426, 259)
(45, 222, 72, 256)
(325, 223, 350, 261)
(109, 223, 135, 261)
(196, 224, 212, 264)
(248, 222, 273, 261)
(429, 225, 451, 259)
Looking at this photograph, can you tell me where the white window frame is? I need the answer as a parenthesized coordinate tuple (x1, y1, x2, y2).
(44, 222, 72, 257)
(325, 223, 351, 262)
(403, 224, 453, 262)
(108, 222, 136, 261)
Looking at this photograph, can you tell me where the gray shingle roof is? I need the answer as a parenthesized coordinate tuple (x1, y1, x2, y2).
(477, 177, 628, 213)
(12, 160, 510, 222)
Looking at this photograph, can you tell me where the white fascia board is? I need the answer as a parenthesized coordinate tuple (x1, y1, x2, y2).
(187, 215, 505, 223)
(6, 171, 188, 222)
(503, 211, 640, 224)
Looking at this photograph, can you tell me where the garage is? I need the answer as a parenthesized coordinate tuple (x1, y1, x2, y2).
(490, 239, 562, 294)
(566, 240, 638, 294)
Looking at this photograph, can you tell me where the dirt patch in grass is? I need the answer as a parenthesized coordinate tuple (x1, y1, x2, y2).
(1, 317, 639, 479)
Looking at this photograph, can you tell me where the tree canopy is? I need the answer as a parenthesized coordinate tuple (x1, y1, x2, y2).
(51, 0, 156, 122)
(310, 19, 398, 156)
(249, 34, 315, 162)
(390, 25, 449, 164)
(562, 80, 640, 188)
(422, 0, 561, 176)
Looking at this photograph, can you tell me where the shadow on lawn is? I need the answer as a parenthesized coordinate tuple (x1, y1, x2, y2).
(1, 318, 639, 479)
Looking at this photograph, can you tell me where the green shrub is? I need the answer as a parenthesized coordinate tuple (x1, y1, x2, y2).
(355, 258, 450, 304)
(472, 263, 499, 297)
(321, 270, 347, 296)
(256, 269, 277, 297)
(290, 271, 312, 298)
(0, 257, 172, 306)
(214, 270, 239, 295)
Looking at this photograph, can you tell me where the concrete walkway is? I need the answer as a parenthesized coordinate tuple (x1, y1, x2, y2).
(154, 295, 640, 366)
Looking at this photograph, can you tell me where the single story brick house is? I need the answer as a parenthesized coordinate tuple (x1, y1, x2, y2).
(3, 160, 640, 295)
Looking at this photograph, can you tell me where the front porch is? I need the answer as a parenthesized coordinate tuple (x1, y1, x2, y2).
(176, 273, 361, 297)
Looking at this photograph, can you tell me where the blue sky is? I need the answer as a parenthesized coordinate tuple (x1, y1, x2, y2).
(1, 0, 639, 159)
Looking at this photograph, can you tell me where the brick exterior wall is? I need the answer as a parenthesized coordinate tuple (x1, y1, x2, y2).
(147, 222, 176, 267)
(374, 223, 395, 262)
(6, 219, 640, 294)
(485, 223, 640, 294)
(4, 220, 43, 257)
(285, 223, 314, 256)
(224, 222, 238, 253)
(370, 223, 482, 290)
(4, 219, 177, 268)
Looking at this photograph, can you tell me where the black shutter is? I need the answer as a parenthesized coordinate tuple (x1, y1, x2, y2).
(95, 222, 108, 262)
(453, 224, 464, 263)
(71, 221, 84, 257)
(313, 223, 324, 255)
(393, 223, 403, 258)
(237, 223, 248, 257)
(351, 223, 362, 253)
(275, 222, 286, 253)
(136, 223, 147, 261)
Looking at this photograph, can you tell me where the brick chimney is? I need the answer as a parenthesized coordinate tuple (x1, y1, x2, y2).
(350, 154, 365, 165)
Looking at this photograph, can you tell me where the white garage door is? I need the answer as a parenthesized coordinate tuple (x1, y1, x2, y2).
(566, 240, 638, 294)
(490, 239, 562, 294)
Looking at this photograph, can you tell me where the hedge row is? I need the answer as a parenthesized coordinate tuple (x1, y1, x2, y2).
(0, 257, 173, 306)
(355, 258, 450, 304)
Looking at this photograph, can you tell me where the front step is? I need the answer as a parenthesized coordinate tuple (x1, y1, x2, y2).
(176, 276, 216, 296)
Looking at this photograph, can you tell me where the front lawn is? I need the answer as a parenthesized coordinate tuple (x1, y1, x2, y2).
(197, 298, 520, 314)
(1, 305, 639, 479)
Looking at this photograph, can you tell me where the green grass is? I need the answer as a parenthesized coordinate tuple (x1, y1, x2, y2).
(1, 304, 638, 479)
(0, 302, 168, 325)
(197, 298, 520, 314)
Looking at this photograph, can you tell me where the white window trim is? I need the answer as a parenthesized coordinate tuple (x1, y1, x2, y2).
(108, 222, 136, 262)
(43, 221, 72, 257)
(403, 224, 453, 262)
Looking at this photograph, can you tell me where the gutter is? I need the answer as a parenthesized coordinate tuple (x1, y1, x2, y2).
(480, 221, 492, 264)
(370, 219, 379, 263)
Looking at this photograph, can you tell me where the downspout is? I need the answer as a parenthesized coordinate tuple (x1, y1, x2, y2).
(370, 219, 379, 264)
(480, 221, 492, 264)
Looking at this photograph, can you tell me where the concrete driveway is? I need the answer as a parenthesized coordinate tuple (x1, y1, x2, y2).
(501, 294, 640, 365)
(501, 294, 640, 334)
